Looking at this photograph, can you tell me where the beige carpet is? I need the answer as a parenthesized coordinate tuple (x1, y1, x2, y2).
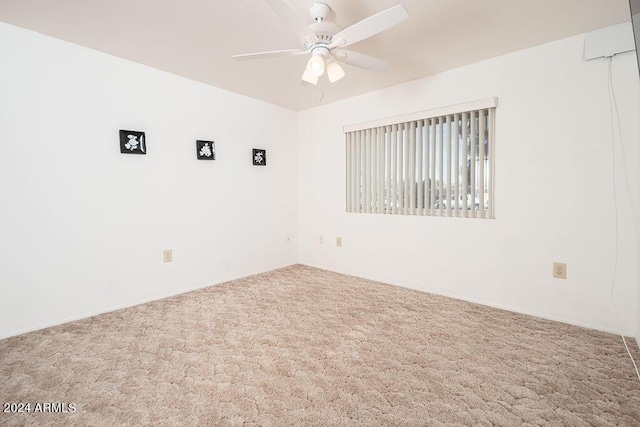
(1, 265, 639, 426)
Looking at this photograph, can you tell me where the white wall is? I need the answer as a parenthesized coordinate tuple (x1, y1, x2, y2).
(1, 22, 638, 340)
(0, 23, 298, 339)
(298, 34, 640, 335)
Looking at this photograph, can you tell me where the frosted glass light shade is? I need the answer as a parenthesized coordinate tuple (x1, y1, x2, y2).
(327, 61, 345, 83)
(306, 55, 325, 77)
(301, 68, 318, 85)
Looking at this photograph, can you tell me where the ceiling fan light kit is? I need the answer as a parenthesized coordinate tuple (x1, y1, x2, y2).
(233, 1, 408, 85)
(301, 68, 319, 85)
(306, 48, 327, 77)
(326, 61, 345, 83)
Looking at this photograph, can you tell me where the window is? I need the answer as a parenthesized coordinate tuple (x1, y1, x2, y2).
(345, 98, 496, 219)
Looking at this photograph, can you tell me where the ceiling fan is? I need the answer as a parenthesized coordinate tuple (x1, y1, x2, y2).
(232, 1, 409, 85)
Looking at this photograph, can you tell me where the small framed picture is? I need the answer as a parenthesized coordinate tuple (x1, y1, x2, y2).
(196, 140, 216, 160)
(252, 149, 266, 166)
(119, 130, 146, 154)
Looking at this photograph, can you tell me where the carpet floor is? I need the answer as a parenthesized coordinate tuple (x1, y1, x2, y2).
(1, 265, 639, 426)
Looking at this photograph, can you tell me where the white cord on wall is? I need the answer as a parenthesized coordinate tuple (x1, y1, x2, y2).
(606, 55, 640, 382)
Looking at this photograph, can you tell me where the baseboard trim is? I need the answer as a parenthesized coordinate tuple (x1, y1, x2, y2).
(0, 262, 297, 340)
(299, 262, 629, 337)
(3, 262, 634, 341)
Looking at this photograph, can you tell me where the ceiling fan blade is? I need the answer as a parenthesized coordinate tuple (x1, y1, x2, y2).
(331, 5, 408, 48)
(264, 0, 316, 41)
(333, 50, 389, 71)
(232, 49, 304, 60)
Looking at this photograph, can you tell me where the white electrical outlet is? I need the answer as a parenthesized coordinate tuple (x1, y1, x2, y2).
(319, 235, 324, 244)
(163, 249, 173, 263)
(336, 237, 343, 247)
(553, 262, 567, 279)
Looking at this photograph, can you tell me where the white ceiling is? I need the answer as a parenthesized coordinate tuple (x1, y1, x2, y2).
(0, 0, 632, 111)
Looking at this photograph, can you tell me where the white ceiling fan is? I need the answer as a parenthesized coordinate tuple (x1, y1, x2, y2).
(232, 1, 409, 85)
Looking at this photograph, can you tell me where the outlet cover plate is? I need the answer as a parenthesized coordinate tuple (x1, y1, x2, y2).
(553, 262, 567, 279)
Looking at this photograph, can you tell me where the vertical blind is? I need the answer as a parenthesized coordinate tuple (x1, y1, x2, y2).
(345, 98, 496, 219)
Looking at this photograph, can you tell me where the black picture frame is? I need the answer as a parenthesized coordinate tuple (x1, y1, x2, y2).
(196, 140, 216, 160)
(252, 149, 266, 166)
(119, 130, 146, 154)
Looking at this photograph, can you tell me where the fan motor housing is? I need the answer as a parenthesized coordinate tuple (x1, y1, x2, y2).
(311, 46, 330, 57)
